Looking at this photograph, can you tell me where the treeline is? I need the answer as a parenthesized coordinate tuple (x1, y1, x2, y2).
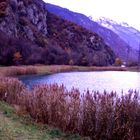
(0, 31, 69, 66)
(0, 30, 114, 66)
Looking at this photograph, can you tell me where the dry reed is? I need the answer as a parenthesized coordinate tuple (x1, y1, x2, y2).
(0, 77, 140, 139)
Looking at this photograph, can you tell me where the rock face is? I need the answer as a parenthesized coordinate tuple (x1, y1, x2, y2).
(0, 0, 47, 41)
(0, 0, 116, 66)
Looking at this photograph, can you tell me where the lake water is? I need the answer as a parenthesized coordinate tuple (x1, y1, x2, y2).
(18, 71, 140, 94)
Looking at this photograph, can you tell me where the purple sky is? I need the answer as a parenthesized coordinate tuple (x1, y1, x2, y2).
(44, 0, 140, 30)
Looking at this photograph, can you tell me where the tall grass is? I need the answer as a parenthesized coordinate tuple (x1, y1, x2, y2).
(0, 77, 25, 104)
(0, 76, 140, 139)
(2, 66, 37, 76)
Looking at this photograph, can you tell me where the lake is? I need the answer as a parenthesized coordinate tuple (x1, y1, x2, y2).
(18, 71, 140, 94)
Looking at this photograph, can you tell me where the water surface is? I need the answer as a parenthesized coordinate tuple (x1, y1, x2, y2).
(18, 71, 140, 94)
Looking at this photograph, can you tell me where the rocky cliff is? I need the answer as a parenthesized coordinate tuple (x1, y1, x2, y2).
(0, 0, 47, 41)
(0, 0, 116, 66)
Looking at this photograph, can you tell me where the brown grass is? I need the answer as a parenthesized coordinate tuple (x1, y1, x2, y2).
(0, 66, 37, 76)
(6, 66, 37, 76)
(0, 76, 140, 139)
(1, 64, 140, 78)
(0, 65, 129, 77)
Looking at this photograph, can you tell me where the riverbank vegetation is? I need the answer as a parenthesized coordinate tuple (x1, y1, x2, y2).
(0, 76, 140, 139)
(0, 101, 82, 140)
(0, 65, 133, 76)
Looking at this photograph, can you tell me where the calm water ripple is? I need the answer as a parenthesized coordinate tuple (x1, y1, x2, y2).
(18, 71, 140, 94)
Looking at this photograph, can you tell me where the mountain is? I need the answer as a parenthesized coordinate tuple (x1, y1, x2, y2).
(0, 0, 115, 66)
(46, 3, 138, 62)
(98, 17, 140, 51)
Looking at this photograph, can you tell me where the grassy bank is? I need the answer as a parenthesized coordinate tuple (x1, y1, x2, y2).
(0, 77, 140, 139)
(0, 65, 130, 77)
(0, 101, 51, 140)
(0, 101, 84, 140)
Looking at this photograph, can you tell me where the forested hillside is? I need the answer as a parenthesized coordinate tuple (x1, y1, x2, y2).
(0, 0, 115, 66)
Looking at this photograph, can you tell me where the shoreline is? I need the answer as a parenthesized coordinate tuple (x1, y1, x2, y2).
(1, 65, 140, 139)
(0, 65, 139, 77)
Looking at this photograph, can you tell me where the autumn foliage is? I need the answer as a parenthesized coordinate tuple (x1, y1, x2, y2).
(0, 10, 115, 66)
(0, 0, 7, 16)
(115, 57, 122, 66)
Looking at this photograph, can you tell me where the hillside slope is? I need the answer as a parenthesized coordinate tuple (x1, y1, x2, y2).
(0, 0, 115, 66)
(46, 3, 138, 61)
(97, 18, 139, 62)
(46, 12, 115, 66)
(98, 18, 140, 50)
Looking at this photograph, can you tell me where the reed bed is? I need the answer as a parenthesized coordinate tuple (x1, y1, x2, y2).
(0, 65, 129, 77)
(0, 76, 140, 139)
(0, 66, 37, 76)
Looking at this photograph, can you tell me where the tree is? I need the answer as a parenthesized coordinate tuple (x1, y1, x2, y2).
(69, 59, 74, 65)
(13, 51, 22, 65)
(114, 58, 122, 66)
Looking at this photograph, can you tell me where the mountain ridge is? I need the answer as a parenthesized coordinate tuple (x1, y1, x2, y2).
(97, 17, 140, 50)
(46, 3, 138, 62)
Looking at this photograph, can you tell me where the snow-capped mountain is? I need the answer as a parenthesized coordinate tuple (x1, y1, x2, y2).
(98, 17, 140, 51)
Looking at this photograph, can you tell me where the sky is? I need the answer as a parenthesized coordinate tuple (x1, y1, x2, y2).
(44, 0, 140, 30)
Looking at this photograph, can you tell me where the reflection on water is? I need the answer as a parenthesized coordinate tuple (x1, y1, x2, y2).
(18, 71, 140, 94)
